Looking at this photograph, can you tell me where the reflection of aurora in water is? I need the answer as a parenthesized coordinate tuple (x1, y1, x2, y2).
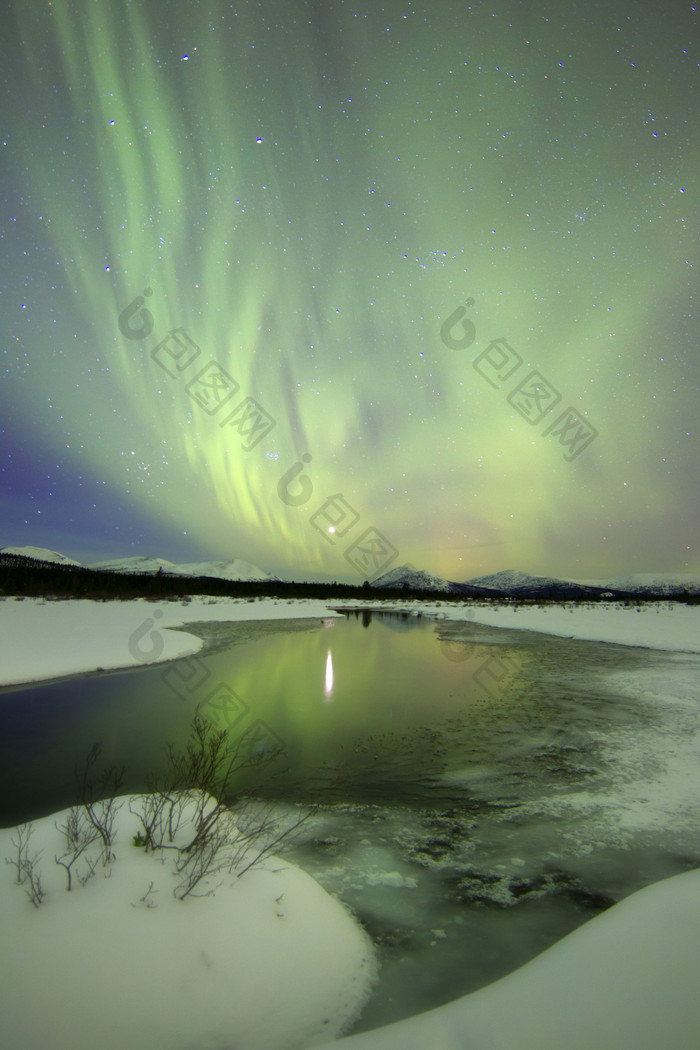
(0, 614, 528, 820)
(3, 1, 698, 579)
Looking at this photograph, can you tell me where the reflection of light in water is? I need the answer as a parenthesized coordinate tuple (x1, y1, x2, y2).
(324, 649, 334, 699)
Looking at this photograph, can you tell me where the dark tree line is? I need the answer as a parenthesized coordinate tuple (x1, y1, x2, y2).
(0, 553, 414, 602)
(0, 552, 696, 604)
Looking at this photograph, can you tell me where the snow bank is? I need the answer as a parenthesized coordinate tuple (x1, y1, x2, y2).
(0, 796, 376, 1050)
(426, 599, 700, 654)
(312, 867, 700, 1050)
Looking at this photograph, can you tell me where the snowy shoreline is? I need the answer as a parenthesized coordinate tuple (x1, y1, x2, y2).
(1, 595, 699, 689)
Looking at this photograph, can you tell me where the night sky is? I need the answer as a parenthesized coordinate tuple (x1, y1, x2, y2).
(1, 0, 698, 582)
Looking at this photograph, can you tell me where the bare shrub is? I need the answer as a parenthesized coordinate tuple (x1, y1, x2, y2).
(225, 800, 314, 879)
(6, 823, 33, 884)
(128, 791, 186, 852)
(5, 824, 46, 907)
(156, 715, 310, 898)
(75, 744, 125, 863)
(173, 803, 236, 899)
(54, 807, 100, 890)
(23, 858, 46, 908)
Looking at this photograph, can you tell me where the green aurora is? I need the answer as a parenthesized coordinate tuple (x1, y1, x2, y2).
(1, 0, 698, 580)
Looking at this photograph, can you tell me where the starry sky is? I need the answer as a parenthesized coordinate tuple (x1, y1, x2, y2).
(1, 0, 698, 583)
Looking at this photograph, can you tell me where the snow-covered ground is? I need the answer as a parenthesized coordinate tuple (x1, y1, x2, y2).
(1, 594, 699, 1050)
(0, 795, 376, 1050)
(442, 598, 700, 653)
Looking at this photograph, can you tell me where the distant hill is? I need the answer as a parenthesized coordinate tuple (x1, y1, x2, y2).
(172, 559, 276, 583)
(373, 565, 517, 598)
(565, 573, 700, 597)
(90, 556, 179, 575)
(461, 568, 617, 600)
(0, 545, 82, 567)
(88, 555, 274, 582)
(377, 565, 700, 601)
(372, 566, 456, 592)
(374, 565, 614, 599)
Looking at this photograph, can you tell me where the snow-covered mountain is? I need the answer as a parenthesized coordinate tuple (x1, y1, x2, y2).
(373, 566, 616, 599)
(463, 569, 700, 598)
(3, 543, 698, 596)
(461, 569, 617, 600)
(171, 559, 275, 582)
(0, 545, 82, 567)
(90, 556, 179, 575)
(372, 565, 456, 592)
(375, 565, 700, 600)
(372, 566, 499, 596)
(565, 573, 700, 597)
(465, 569, 550, 591)
(0, 547, 273, 583)
(89, 555, 273, 582)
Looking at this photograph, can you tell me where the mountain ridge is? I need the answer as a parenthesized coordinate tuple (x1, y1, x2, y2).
(2, 547, 699, 596)
(1, 547, 274, 583)
(373, 564, 700, 598)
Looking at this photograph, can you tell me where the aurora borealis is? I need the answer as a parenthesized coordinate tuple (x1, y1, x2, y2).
(1, 0, 698, 582)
